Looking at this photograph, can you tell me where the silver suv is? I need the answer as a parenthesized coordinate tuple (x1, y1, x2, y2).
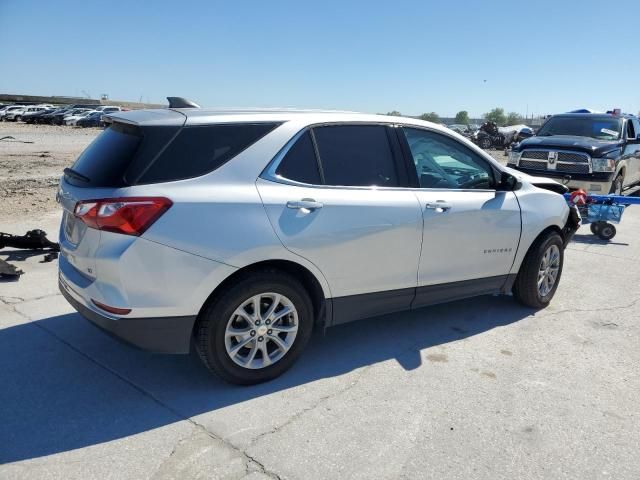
(57, 103, 579, 384)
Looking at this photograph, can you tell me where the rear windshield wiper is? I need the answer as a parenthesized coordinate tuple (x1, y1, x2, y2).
(63, 167, 90, 183)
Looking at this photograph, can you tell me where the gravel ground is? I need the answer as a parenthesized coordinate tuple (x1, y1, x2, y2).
(0, 122, 99, 223)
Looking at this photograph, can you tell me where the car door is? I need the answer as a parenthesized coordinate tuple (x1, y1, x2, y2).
(257, 124, 423, 324)
(397, 126, 521, 308)
(622, 119, 640, 185)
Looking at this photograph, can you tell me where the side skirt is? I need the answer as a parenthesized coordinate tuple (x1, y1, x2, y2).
(329, 275, 516, 327)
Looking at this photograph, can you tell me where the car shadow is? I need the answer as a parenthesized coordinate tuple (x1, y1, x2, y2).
(0, 295, 532, 464)
(570, 233, 629, 246)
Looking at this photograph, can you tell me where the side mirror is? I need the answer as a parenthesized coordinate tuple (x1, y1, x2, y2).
(497, 171, 520, 191)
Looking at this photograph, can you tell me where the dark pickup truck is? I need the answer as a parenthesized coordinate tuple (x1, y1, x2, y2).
(507, 113, 640, 194)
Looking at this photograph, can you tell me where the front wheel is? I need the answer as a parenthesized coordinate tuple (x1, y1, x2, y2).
(195, 271, 314, 385)
(480, 137, 492, 149)
(513, 232, 564, 308)
(609, 174, 624, 195)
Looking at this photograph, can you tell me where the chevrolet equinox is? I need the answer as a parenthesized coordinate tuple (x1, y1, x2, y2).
(57, 100, 579, 384)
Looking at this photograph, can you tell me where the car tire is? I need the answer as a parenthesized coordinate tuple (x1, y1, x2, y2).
(597, 223, 616, 241)
(15, 115, 21, 122)
(609, 174, 624, 195)
(480, 137, 492, 149)
(195, 270, 314, 385)
(513, 232, 564, 309)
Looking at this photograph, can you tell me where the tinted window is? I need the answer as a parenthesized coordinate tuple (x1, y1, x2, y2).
(313, 125, 398, 187)
(626, 120, 636, 140)
(537, 116, 622, 140)
(139, 123, 279, 183)
(67, 122, 142, 187)
(275, 131, 321, 184)
(403, 128, 494, 189)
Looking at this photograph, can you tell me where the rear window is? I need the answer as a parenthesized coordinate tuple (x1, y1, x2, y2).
(275, 131, 322, 184)
(67, 122, 142, 187)
(66, 122, 280, 187)
(313, 125, 399, 187)
(137, 123, 279, 184)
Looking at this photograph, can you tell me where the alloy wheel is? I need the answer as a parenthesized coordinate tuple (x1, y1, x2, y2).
(224, 292, 299, 369)
(537, 244, 560, 297)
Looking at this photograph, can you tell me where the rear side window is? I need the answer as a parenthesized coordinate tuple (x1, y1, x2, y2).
(67, 122, 142, 187)
(138, 123, 279, 183)
(275, 131, 321, 184)
(313, 125, 398, 187)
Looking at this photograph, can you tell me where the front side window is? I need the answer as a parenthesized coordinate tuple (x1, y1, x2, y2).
(313, 125, 398, 187)
(402, 128, 494, 190)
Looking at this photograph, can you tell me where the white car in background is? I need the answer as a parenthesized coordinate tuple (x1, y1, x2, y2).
(65, 110, 98, 126)
(7, 106, 51, 122)
(95, 106, 122, 113)
(0, 105, 26, 121)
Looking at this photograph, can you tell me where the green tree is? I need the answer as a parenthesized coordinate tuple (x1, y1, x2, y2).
(483, 107, 507, 126)
(454, 110, 470, 124)
(419, 112, 440, 123)
(506, 112, 524, 125)
(386, 110, 402, 116)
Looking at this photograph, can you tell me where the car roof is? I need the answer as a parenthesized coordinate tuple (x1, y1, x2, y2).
(106, 107, 453, 132)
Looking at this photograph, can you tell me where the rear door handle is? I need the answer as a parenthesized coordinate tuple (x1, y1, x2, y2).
(286, 199, 324, 211)
(426, 202, 452, 212)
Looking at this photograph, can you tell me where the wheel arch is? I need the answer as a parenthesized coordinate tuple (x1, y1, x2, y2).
(194, 259, 330, 336)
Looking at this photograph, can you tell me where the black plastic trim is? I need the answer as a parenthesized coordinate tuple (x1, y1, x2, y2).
(330, 275, 516, 326)
(412, 275, 510, 309)
(60, 281, 196, 354)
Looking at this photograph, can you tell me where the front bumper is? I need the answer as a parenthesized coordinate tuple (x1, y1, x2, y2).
(59, 278, 196, 354)
(507, 165, 614, 193)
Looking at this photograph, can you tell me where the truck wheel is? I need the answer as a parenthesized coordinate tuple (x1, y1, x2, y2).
(597, 223, 616, 241)
(513, 232, 564, 309)
(195, 270, 314, 385)
(609, 174, 624, 195)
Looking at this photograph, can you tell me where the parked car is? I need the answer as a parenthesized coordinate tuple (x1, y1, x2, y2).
(76, 111, 106, 127)
(37, 108, 69, 125)
(57, 104, 580, 385)
(65, 110, 98, 126)
(95, 106, 122, 113)
(49, 108, 87, 125)
(5, 105, 50, 122)
(0, 105, 26, 121)
(22, 107, 57, 123)
(508, 112, 640, 194)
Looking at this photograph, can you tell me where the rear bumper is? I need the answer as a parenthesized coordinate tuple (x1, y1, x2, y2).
(59, 279, 196, 354)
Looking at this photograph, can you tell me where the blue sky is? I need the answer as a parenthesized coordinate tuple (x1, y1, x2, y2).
(1, 0, 638, 117)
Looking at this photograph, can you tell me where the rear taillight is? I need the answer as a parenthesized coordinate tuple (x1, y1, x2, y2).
(74, 197, 172, 236)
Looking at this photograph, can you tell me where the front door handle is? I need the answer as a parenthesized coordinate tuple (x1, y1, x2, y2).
(286, 199, 324, 211)
(426, 202, 452, 212)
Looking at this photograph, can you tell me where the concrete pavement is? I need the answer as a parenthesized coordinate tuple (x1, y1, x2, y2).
(1, 208, 639, 479)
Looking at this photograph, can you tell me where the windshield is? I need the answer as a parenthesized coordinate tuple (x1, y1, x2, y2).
(537, 116, 622, 140)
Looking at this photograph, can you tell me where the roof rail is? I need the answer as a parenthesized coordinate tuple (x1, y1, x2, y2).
(166, 97, 201, 109)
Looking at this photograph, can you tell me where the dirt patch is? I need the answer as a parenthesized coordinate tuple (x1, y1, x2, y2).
(0, 123, 99, 223)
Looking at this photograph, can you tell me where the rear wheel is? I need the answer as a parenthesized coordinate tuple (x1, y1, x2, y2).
(195, 271, 313, 385)
(513, 232, 564, 308)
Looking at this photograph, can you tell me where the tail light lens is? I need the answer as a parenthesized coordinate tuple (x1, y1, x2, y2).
(74, 197, 172, 236)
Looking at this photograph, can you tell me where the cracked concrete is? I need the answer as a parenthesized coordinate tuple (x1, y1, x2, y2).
(2, 206, 640, 480)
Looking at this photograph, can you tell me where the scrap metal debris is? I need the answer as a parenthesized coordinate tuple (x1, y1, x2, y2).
(42, 252, 59, 263)
(0, 229, 60, 251)
(0, 135, 34, 144)
(0, 230, 60, 280)
(0, 258, 24, 278)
